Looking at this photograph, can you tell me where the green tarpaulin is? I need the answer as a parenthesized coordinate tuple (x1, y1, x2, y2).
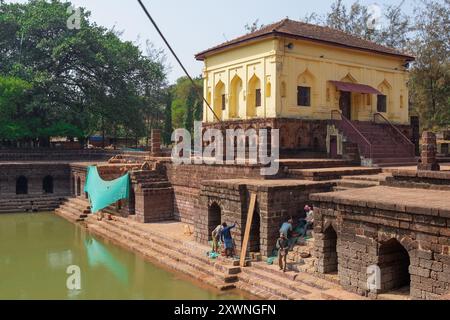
(84, 166, 130, 213)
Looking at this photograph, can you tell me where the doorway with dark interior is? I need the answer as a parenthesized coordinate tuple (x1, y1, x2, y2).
(339, 91, 352, 120)
(248, 204, 261, 254)
(16, 176, 28, 195)
(322, 225, 338, 274)
(377, 239, 411, 297)
(329, 135, 338, 158)
(208, 202, 222, 241)
(43, 175, 54, 194)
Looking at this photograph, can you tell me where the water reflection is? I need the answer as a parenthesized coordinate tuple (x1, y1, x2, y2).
(84, 238, 129, 285)
(0, 213, 244, 300)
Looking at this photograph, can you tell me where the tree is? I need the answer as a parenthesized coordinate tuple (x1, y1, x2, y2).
(300, 0, 448, 130)
(305, 0, 412, 51)
(0, 0, 168, 147)
(170, 76, 203, 131)
(162, 89, 173, 145)
(409, 0, 450, 130)
(244, 19, 264, 33)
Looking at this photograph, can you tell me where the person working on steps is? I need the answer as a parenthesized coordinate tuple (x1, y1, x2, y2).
(279, 218, 293, 238)
(276, 233, 289, 272)
(221, 221, 238, 258)
(211, 224, 223, 253)
(300, 205, 314, 238)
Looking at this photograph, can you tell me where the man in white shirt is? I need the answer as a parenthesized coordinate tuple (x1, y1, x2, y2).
(301, 205, 314, 238)
(211, 224, 223, 253)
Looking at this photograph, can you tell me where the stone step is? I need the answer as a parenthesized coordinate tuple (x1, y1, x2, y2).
(59, 203, 89, 217)
(333, 186, 351, 192)
(251, 262, 337, 292)
(336, 179, 379, 189)
(55, 208, 85, 223)
(90, 220, 216, 275)
(89, 219, 237, 290)
(278, 159, 355, 170)
(60, 201, 91, 214)
(374, 159, 418, 168)
(0, 196, 63, 202)
(103, 217, 209, 260)
(63, 197, 90, 208)
(289, 167, 381, 181)
(238, 271, 304, 300)
(240, 263, 343, 300)
(342, 174, 390, 182)
(88, 223, 234, 291)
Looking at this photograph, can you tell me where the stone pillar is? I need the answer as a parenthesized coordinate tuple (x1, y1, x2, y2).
(418, 131, 440, 171)
(150, 129, 162, 157)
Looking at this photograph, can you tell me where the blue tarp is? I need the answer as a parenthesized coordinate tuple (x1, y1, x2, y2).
(84, 166, 130, 213)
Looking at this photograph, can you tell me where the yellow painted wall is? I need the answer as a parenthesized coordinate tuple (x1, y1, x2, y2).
(202, 37, 410, 124)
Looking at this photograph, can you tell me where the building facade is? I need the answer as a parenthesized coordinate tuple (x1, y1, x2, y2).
(196, 19, 416, 163)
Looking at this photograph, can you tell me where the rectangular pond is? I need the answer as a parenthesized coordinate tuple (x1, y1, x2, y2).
(0, 212, 245, 300)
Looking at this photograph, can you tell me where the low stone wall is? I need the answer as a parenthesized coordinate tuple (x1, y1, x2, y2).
(0, 149, 118, 162)
(311, 186, 450, 300)
(382, 170, 450, 191)
(0, 162, 71, 197)
(165, 162, 273, 225)
(202, 118, 329, 154)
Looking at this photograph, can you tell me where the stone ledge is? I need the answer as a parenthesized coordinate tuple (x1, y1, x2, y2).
(310, 186, 450, 218)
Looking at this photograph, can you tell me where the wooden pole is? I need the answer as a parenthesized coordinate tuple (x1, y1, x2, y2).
(240, 193, 257, 268)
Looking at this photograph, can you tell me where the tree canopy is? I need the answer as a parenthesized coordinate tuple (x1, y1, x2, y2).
(0, 0, 168, 146)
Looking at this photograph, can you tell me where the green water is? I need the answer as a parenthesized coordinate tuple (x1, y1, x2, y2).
(0, 213, 244, 300)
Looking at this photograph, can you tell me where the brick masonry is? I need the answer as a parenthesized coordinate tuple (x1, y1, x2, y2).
(0, 163, 71, 197)
(310, 187, 450, 299)
(197, 179, 333, 257)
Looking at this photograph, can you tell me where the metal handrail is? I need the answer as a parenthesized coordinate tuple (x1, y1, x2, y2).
(331, 110, 373, 159)
(373, 112, 415, 155)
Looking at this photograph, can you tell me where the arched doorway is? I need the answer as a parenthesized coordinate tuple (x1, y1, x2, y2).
(208, 202, 222, 241)
(16, 176, 28, 195)
(43, 176, 54, 194)
(76, 177, 81, 196)
(323, 226, 338, 273)
(248, 204, 260, 253)
(378, 239, 410, 293)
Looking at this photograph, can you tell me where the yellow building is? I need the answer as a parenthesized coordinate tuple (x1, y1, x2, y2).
(196, 19, 417, 165)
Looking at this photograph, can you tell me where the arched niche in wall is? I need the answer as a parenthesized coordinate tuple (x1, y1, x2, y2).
(229, 75, 243, 119)
(213, 80, 225, 120)
(247, 74, 261, 118)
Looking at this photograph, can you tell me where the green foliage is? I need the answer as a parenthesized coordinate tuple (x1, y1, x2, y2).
(170, 76, 203, 132)
(162, 89, 173, 145)
(0, 0, 167, 144)
(409, 0, 450, 130)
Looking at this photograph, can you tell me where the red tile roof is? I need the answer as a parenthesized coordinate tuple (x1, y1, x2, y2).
(195, 18, 415, 61)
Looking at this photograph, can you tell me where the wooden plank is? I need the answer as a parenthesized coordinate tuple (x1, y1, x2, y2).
(240, 193, 257, 268)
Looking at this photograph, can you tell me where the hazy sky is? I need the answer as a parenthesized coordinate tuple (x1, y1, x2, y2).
(6, 0, 419, 83)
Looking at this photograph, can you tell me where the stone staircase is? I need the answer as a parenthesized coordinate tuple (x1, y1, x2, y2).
(332, 173, 390, 191)
(238, 260, 364, 300)
(0, 195, 65, 213)
(237, 232, 366, 300)
(55, 197, 91, 222)
(352, 122, 417, 167)
(84, 216, 242, 292)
